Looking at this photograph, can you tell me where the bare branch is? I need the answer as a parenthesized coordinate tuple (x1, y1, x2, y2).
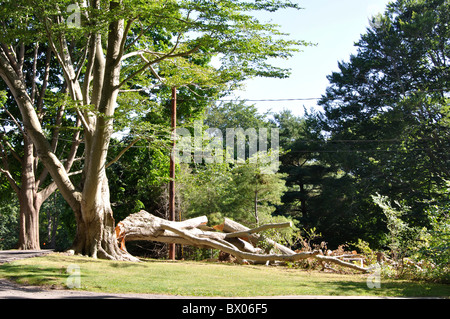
(118, 30, 201, 89)
(106, 138, 140, 168)
(121, 49, 152, 61)
(82, 34, 96, 106)
(0, 167, 20, 194)
(0, 142, 20, 194)
(161, 223, 319, 263)
(118, 211, 372, 272)
(17, 42, 25, 74)
(115, 18, 136, 66)
(36, 46, 52, 114)
(225, 222, 292, 239)
(140, 54, 165, 82)
(74, 37, 90, 82)
(118, 84, 160, 93)
(0, 44, 22, 79)
(30, 43, 39, 104)
(0, 103, 25, 137)
(315, 255, 370, 273)
(0, 132, 22, 164)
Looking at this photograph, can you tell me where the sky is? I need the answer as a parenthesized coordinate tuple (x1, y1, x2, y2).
(227, 0, 393, 117)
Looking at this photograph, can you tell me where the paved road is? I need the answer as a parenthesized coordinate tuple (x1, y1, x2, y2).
(0, 278, 188, 299)
(0, 277, 393, 299)
(0, 249, 54, 264)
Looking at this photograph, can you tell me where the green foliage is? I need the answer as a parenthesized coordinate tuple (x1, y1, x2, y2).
(205, 101, 270, 133)
(107, 139, 171, 221)
(39, 191, 76, 251)
(372, 192, 450, 283)
(372, 194, 425, 262)
(352, 239, 377, 265)
(294, 0, 450, 249)
(178, 153, 295, 242)
(0, 197, 19, 250)
(415, 193, 450, 282)
(421, 201, 450, 269)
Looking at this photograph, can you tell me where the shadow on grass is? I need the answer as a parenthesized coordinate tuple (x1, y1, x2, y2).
(312, 279, 450, 298)
(1, 256, 449, 298)
(0, 262, 69, 287)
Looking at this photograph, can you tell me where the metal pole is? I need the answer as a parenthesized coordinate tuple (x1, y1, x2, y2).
(168, 87, 177, 260)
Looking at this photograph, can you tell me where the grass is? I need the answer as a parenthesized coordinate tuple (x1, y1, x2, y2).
(0, 253, 449, 297)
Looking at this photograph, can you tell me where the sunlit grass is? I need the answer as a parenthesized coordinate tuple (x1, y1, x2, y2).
(0, 253, 448, 297)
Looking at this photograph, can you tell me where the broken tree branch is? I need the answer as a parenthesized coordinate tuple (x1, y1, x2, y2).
(116, 210, 371, 273)
(219, 218, 296, 256)
(225, 222, 292, 239)
(161, 223, 320, 263)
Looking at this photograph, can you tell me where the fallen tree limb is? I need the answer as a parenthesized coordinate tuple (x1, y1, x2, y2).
(225, 222, 292, 239)
(116, 211, 212, 248)
(219, 218, 296, 256)
(116, 210, 371, 273)
(161, 223, 320, 263)
(316, 255, 369, 273)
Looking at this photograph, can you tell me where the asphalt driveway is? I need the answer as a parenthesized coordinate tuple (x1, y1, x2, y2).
(0, 249, 54, 264)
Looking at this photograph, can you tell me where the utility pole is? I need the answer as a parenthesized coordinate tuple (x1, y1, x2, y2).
(168, 87, 177, 260)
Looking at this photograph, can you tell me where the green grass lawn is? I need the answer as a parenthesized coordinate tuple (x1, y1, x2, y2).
(0, 253, 448, 297)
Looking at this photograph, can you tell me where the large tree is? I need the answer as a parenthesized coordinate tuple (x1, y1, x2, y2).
(308, 0, 449, 246)
(0, 0, 306, 259)
(0, 47, 82, 250)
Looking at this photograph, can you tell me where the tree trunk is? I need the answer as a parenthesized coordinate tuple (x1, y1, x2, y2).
(17, 136, 41, 250)
(64, 3, 131, 261)
(18, 192, 41, 250)
(69, 173, 138, 261)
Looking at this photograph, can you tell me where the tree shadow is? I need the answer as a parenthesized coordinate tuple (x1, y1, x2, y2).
(311, 279, 450, 298)
(0, 262, 70, 287)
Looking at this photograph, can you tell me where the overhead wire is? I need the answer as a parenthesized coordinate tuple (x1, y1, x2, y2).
(0, 86, 448, 153)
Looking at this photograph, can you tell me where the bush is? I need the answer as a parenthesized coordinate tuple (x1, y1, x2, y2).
(413, 204, 450, 283)
(372, 193, 450, 283)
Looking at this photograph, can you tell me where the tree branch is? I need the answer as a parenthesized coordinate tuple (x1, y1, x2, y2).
(0, 103, 25, 137)
(161, 223, 319, 263)
(0, 44, 22, 79)
(30, 43, 39, 105)
(225, 222, 292, 239)
(0, 137, 22, 164)
(0, 167, 20, 194)
(0, 40, 82, 212)
(118, 211, 371, 272)
(36, 46, 52, 115)
(105, 138, 140, 168)
(118, 41, 201, 89)
(116, 18, 136, 66)
(0, 142, 20, 194)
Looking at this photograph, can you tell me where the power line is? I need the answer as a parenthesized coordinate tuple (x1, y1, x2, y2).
(0, 88, 447, 108)
(159, 87, 449, 102)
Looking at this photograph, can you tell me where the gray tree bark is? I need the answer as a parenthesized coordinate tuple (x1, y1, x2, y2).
(117, 210, 371, 272)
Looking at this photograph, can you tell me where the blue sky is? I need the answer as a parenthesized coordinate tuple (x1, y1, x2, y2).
(228, 0, 393, 117)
